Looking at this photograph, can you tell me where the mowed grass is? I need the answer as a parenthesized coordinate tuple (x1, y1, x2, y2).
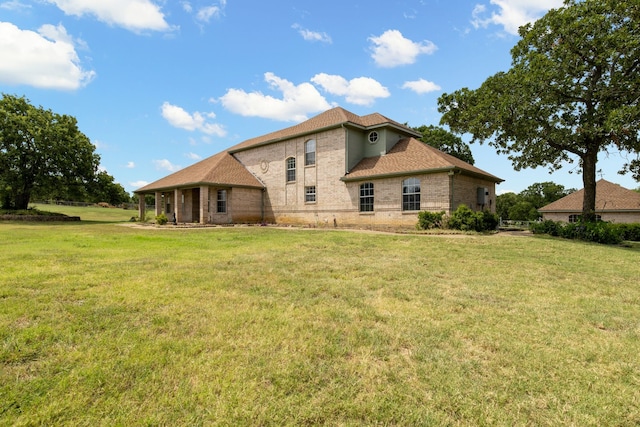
(1, 221, 639, 426)
(27, 203, 138, 223)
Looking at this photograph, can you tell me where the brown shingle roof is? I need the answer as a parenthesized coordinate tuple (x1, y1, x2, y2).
(343, 137, 503, 182)
(539, 179, 640, 212)
(228, 107, 420, 152)
(135, 151, 263, 193)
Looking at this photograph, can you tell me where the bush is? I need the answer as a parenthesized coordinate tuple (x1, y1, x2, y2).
(447, 205, 499, 232)
(612, 223, 640, 241)
(530, 219, 625, 245)
(530, 220, 562, 236)
(417, 211, 445, 230)
(155, 213, 168, 225)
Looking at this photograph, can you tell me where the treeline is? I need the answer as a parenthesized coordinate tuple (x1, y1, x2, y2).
(497, 182, 576, 221)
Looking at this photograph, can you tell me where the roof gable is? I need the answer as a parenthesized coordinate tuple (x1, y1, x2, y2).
(539, 179, 640, 212)
(343, 137, 503, 182)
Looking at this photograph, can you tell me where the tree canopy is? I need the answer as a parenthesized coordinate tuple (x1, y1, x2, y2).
(438, 0, 640, 220)
(412, 125, 475, 165)
(0, 94, 103, 209)
(497, 181, 575, 221)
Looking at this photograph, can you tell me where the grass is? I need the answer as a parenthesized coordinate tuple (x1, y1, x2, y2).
(1, 219, 639, 426)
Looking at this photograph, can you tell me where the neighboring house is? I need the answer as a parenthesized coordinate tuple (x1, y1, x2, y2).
(539, 179, 640, 223)
(135, 107, 503, 227)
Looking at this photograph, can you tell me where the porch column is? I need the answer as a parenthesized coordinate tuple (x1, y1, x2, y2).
(155, 192, 162, 216)
(138, 195, 145, 221)
(174, 189, 183, 223)
(200, 185, 208, 224)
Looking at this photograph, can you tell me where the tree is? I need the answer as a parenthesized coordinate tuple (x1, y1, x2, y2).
(438, 0, 640, 221)
(89, 171, 131, 205)
(0, 94, 100, 209)
(413, 125, 475, 164)
(519, 181, 575, 208)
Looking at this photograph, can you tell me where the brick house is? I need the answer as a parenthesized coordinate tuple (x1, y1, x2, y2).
(539, 179, 640, 223)
(135, 107, 503, 227)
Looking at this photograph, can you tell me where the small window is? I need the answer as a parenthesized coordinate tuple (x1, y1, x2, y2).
(305, 139, 316, 166)
(402, 178, 421, 211)
(305, 186, 316, 203)
(359, 182, 374, 212)
(286, 157, 296, 182)
(217, 189, 227, 213)
(368, 131, 379, 144)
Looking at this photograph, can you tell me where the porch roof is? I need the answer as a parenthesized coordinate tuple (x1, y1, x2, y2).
(135, 151, 264, 194)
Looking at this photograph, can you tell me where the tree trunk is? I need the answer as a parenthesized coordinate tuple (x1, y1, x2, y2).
(581, 150, 598, 221)
(14, 191, 31, 210)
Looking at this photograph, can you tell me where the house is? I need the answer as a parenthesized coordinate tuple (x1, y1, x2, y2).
(538, 179, 640, 223)
(134, 107, 503, 227)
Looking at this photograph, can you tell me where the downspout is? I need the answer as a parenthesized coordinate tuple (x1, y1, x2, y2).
(261, 188, 265, 224)
(448, 169, 455, 215)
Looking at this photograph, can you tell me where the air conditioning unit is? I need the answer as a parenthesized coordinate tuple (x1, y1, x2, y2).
(477, 187, 489, 205)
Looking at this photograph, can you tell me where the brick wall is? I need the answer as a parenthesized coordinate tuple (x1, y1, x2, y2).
(234, 128, 498, 227)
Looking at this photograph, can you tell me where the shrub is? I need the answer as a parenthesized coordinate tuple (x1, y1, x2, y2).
(155, 213, 168, 225)
(417, 210, 445, 230)
(530, 220, 561, 236)
(612, 223, 640, 242)
(530, 219, 624, 245)
(448, 205, 499, 232)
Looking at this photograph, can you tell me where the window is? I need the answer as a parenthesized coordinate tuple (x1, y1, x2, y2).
(217, 189, 227, 213)
(305, 139, 316, 166)
(359, 182, 374, 212)
(402, 178, 421, 211)
(286, 157, 296, 182)
(368, 131, 379, 144)
(305, 186, 316, 203)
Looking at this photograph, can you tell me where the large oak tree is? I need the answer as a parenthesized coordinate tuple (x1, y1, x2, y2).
(0, 94, 100, 209)
(438, 0, 640, 220)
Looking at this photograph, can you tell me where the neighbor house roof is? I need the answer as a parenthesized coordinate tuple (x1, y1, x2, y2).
(342, 137, 504, 183)
(135, 151, 263, 193)
(228, 107, 421, 153)
(539, 179, 640, 212)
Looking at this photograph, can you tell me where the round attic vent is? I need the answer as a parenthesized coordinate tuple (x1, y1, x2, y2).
(368, 131, 379, 144)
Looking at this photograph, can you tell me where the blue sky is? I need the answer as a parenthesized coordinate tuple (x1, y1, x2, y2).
(1, 0, 638, 195)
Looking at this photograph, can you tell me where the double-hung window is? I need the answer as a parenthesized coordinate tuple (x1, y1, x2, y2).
(402, 178, 421, 211)
(359, 182, 374, 212)
(305, 186, 316, 203)
(217, 189, 227, 213)
(286, 157, 296, 182)
(305, 139, 316, 166)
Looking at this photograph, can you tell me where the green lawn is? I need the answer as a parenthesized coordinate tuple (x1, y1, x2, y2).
(26, 203, 139, 223)
(1, 221, 639, 426)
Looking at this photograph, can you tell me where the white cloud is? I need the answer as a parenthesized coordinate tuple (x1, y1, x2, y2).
(153, 159, 181, 172)
(218, 72, 333, 122)
(402, 78, 441, 94)
(126, 161, 135, 168)
(161, 102, 226, 137)
(0, 22, 95, 90)
(369, 29, 437, 68)
(1, 1, 31, 11)
(46, 0, 172, 33)
(471, 0, 564, 35)
(130, 180, 149, 188)
(292, 24, 332, 43)
(185, 152, 202, 160)
(311, 73, 390, 107)
(196, 5, 222, 23)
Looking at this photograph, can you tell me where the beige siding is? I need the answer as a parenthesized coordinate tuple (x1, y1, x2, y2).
(542, 211, 640, 223)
